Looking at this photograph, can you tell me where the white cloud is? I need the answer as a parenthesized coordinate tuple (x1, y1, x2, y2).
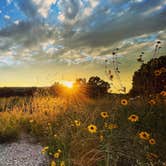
(14, 20, 20, 25)
(0, 10, 2, 14)
(32, 0, 57, 18)
(4, 15, 10, 20)
(7, 0, 12, 5)
(57, 0, 99, 25)
(142, 5, 162, 16)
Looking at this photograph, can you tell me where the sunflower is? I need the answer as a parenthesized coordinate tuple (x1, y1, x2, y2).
(121, 99, 128, 106)
(128, 114, 139, 122)
(74, 120, 81, 127)
(99, 134, 104, 142)
(29, 119, 34, 123)
(60, 161, 65, 166)
(146, 153, 158, 161)
(87, 124, 97, 133)
(54, 152, 60, 159)
(154, 69, 162, 76)
(41, 146, 49, 154)
(139, 131, 150, 140)
(108, 123, 118, 129)
(51, 161, 56, 166)
(148, 99, 156, 105)
(57, 149, 62, 153)
(100, 112, 109, 118)
(149, 138, 156, 145)
(160, 91, 166, 97)
(104, 122, 108, 128)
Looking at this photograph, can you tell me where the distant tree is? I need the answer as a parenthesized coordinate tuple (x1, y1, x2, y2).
(50, 82, 63, 96)
(130, 56, 166, 96)
(87, 76, 110, 98)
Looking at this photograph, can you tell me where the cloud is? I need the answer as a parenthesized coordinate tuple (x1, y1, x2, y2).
(17, 0, 57, 18)
(4, 15, 10, 20)
(14, 20, 20, 25)
(0, 0, 166, 68)
(32, 0, 57, 18)
(7, 0, 13, 5)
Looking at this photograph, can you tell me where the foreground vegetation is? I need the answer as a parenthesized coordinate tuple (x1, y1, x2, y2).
(0, 91, 165, 166)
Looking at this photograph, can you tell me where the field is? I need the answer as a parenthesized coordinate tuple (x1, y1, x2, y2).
(0, 92, 165, 166)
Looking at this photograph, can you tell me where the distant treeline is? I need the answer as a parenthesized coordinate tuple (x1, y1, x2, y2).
(0, 87, 37, 97)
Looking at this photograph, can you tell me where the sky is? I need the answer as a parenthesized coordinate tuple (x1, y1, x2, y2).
(0, 0, 166, 92)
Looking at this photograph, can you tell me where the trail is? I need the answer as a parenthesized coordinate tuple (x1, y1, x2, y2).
(0, 134, 49, 166)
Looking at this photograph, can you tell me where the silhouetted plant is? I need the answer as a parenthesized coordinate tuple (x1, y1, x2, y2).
(87, 76, 110, 98)
(130, 56, 166, 96)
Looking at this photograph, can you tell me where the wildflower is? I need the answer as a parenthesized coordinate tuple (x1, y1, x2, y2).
(104, 122, 108, 128)
(74, 120, 81, 127)
(148, 99, 156, 105)
(128, 114, 139, 122)
(121, 99, 128, 106)
(108, 123, 118, 129)
(29, 119, 34, 123)
(57, 149, 62, 153)
(139, 131, 150, 140)
(149, 138, 156, 145)
(54, 134, 57, 138)
(146, 153, 158, 161)
(41, 146, 49, 154)
(154, 69, 161, 76)
(100, 112, 109, 118)
(87, 124, 97, 134)
(160, 91, 166, 97)
(160, 67, 166, 73)
(60, 161, 65, 166)
(51, 160, 56, 166)
(54, 152, 60, 159)
(99, 134, 104, 141)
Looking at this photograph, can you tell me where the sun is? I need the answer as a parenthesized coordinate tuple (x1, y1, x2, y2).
(62, 81, 73, 88)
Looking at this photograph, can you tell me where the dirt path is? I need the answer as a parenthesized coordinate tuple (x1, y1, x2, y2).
(0, 134, 49, 166)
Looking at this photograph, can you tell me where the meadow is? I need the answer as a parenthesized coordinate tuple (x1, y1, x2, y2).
(0, 91, 165, 166)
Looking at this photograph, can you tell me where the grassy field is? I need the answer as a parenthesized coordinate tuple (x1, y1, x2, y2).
(0, 92, 165, 166)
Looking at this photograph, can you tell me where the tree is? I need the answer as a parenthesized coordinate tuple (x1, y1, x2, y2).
(130, 56, 166, 96)
(87, 76, 110, 98)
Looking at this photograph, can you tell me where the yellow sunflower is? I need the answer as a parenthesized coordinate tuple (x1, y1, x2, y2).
(29, 119, 34, 123)
(54, 152, 60, 159)
(139, 131, 150, 140)
(146, 153, 158, 161)
(74, 120, 81, 127)
(154, 69, 162, 76)
(100, 112, 109, 118)
(60, 161, 65, 166)
(121, 99, 128, 106)
(41, 146, 49, 154)
(148, 99, 156, 105)
(87, 124, 97, 133)
(128, 114, 139, 122)
(99, 134, 104, 141)
(149, 138, 156, 145)
(108, 123, 118, 129)
(51, 160, 56, 166)
(160, 91, 166, 97)
(57, 149, 62, 153)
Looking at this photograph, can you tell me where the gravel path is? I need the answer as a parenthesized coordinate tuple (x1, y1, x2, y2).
(0, 135, 49, 166)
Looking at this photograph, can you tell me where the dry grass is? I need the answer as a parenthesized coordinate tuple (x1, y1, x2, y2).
(0, 93, 165, 166)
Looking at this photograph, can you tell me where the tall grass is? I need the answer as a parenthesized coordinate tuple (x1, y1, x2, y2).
(0, 93, 165, 166)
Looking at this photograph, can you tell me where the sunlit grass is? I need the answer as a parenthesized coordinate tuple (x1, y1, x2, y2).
(0, 93, 165, 165)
